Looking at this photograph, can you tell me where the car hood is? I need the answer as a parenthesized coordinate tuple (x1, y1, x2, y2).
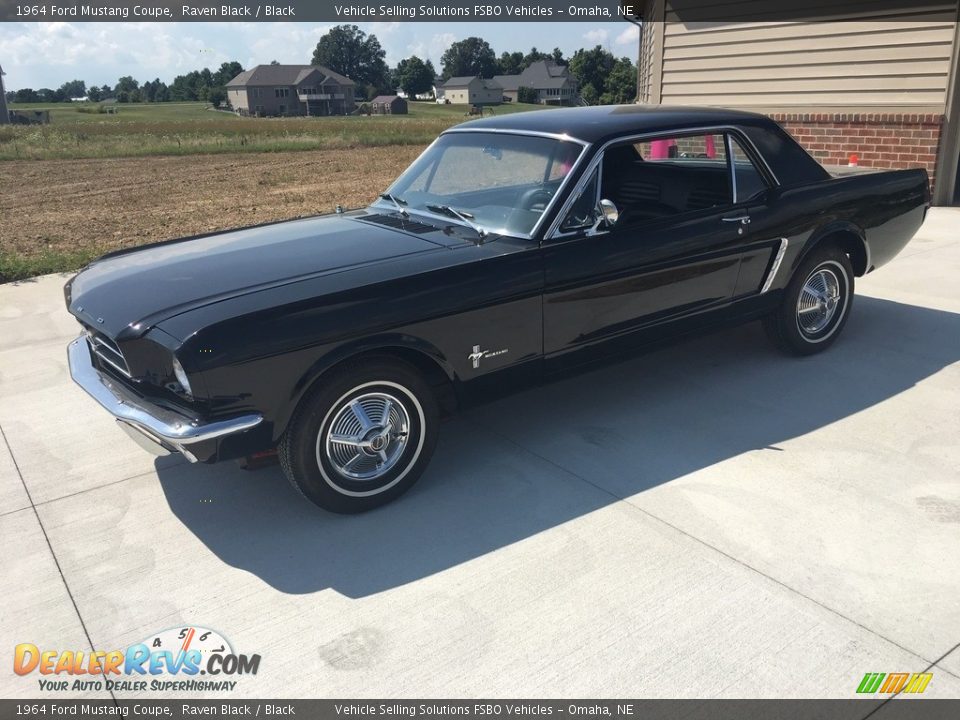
(64, 212, 452, 340)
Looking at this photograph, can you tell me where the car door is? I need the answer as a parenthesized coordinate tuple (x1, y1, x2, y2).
(541, 130, 770, 368)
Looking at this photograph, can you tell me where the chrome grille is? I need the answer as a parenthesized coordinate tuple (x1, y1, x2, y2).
(85, 329, 131, 378)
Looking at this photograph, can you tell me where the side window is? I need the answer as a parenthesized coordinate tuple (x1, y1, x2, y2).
(600, 133, 732, 226)
(559, 167, 599, 232)
(729, 135, 770, 202)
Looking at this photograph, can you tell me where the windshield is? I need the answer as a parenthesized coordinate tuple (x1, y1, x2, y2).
(379, 132, 585, 237)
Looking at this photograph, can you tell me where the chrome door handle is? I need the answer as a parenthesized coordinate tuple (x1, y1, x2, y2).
(722, 214, 751, 225)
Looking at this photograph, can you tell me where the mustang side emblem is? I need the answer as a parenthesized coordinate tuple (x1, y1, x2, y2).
(469, 345, 509, 369)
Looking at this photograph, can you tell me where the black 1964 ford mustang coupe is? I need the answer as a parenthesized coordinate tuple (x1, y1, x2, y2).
(66, 105, 929, 513)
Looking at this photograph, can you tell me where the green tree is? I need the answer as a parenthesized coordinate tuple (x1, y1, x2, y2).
(86, 85, 102, 102)
(517, 86, 539, 104)
(114, 76, 140, 96)
(58, 79, 86, 99)
(601, 58, 637, 104)
(140, 78, 170, 103)
(170, 69, 218, 102)
(214, 61, 244, 86)
(37, 88, 64, 102)
(551, 48, 567, 66)
(170, 72, 198, 100)
(522, 47, 552, 69)
(208, 86, 227, 108)
(13, 88, 40, 103)
(580, 83, 599, 106)
(440, 37, 497, 80)
(311, 24, 388, 89)
(394, 56, 435, 97)
(569, 46, 616, 101)
(497, 51, 524, 75)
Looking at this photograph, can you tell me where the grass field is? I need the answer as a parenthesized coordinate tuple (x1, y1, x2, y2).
(0, 146, 425, 283)
(1, 100, 555, 282)
(0, 100, 551, 161)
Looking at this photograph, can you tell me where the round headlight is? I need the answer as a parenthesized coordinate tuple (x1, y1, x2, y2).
(171, 357, 193, 397)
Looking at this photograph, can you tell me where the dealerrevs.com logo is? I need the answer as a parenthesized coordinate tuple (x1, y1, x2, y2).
(14, 626, 261, 693)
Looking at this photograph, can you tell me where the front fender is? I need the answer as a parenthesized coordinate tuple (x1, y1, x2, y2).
(277, 333, 457, 440)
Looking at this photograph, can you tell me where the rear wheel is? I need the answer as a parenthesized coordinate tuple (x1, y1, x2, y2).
(764, 245, 854, 356)
(279, 359, 439, 513)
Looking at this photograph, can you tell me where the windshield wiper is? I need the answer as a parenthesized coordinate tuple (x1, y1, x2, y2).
(426, 204, 487, 238)
(379, 192, 409, 217)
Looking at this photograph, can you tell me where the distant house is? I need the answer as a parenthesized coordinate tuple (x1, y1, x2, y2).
(494, 60, 578, 105)
(396, 87, 433, 101)
(0, 65, 8, 125)
(370, 95, 408, 115)
(441, 76, 503, 105)
(226, 64, 356, 117)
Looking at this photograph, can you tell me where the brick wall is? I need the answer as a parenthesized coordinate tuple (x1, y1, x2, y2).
(769, 112, 943, 189)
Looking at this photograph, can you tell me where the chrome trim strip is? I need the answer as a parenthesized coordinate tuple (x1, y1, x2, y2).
(69, 336, 263, 455)
(545, 148, 606, 240)
(546, 124, 779, 241)
(760, 238, 789, 294)
(443, 127, 590, 147)
(725, 132, 738, 203)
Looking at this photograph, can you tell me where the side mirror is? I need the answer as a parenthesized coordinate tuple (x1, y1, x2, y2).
(599, 199, 619, 226)
(591, 199, 619, 231)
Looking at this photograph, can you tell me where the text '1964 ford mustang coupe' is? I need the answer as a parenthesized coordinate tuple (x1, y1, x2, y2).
(66, 105, 930, 513)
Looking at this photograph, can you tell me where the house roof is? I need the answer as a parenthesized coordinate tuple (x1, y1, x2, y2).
(492, 75, 521, 92)
(370, 95, 403, 104)
(442, 76, 502, 90)
(226, 64, 355, 88)
(442, 76, 478, 88)
(492, 61, 575, 92)
(519, 60, 575, 89)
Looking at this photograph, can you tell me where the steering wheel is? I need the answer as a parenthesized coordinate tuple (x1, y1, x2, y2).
(518, 186, 554, 213)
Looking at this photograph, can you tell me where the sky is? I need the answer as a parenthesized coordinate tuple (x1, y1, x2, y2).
(0, 21, 640, 91)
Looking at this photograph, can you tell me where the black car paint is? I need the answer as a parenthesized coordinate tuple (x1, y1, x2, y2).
(64, 106, 929, 463)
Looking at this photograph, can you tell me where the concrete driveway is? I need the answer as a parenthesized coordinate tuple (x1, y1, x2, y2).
(2, 209, 959, 700)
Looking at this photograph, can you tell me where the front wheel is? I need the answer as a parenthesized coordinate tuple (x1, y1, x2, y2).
(763, 245, 854, 356)
(279, 359, 439, 513)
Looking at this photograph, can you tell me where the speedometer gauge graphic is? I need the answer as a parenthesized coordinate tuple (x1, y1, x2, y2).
(142, 626, 233, 663)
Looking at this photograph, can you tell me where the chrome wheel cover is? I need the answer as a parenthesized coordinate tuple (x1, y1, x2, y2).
(323, 392, 410, 481)
(797, 266, 842, 337)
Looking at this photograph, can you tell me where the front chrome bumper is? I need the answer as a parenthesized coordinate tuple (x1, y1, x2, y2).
(68, 336, 263, 463)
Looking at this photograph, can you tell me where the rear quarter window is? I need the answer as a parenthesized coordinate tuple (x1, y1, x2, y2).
(741, 124, 830, 187)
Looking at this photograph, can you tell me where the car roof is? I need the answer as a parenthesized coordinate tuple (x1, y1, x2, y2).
(450, 104, 775, 145)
